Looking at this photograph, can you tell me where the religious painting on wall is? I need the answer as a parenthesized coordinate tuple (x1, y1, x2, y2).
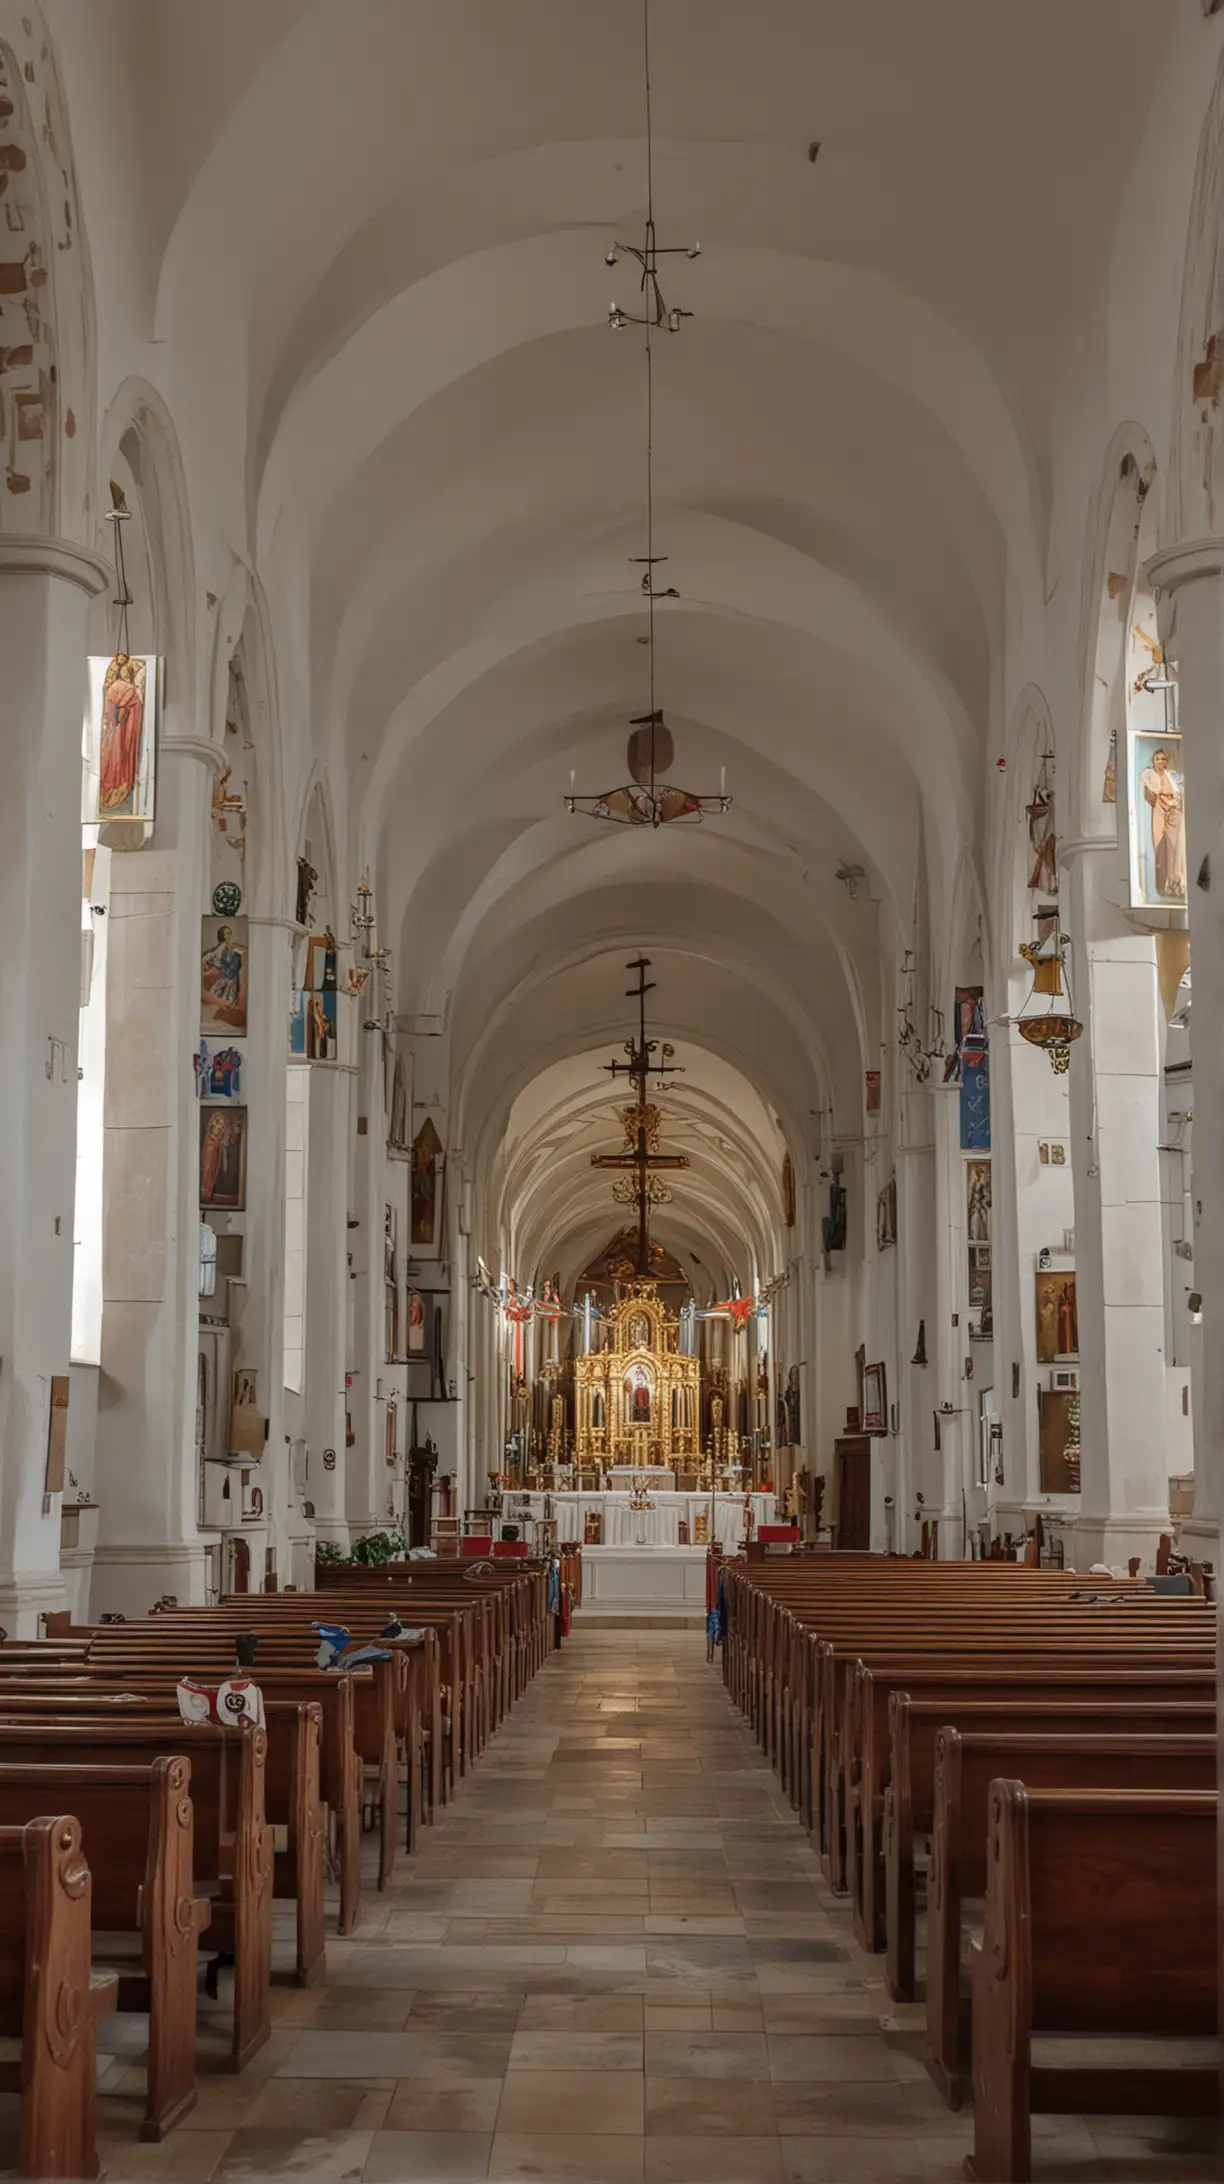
(295, 855, 317, 930)
(406, 1287, 426, 1355)
(822, 1175, 847, 1254)
(1038, 1386, 1080, 1493)
(626, 1363, 652, 1424)
(952, 984, 990, 1145)
(864, 1069, 881, 1115)
(388, 1056, 408, 1150)
(195, 1040, 244, 1101)
(1026, 764, 1057, 895)
(1126, 727, 1187, 909)
(785, 1364, 801, 1449)
(290, 989, 337, 1059)
(201, 916, 249, 1036)
(83, 654, 158, 825)
(305, 933, 338, 992)
(954, 985, 986, 1053)
(876, 1173, 897, 1250)
(384, 1216, 399, 1364)
(966, 1158, 992, 1317)
(200, 1105, 248, 1212)
(411, 1116, 445, 1248)
(862, 1360, 888, 1436)
(1035, 1269, 1078, 1362)
(781, 1151, 796, 1228)
(960, 1053, 990, 1150)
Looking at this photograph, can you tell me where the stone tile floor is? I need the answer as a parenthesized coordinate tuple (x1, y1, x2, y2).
(4, 1627, 1220, 2181)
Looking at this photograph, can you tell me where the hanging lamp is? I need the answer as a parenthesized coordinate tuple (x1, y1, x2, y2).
(565, 0, 729, 831)
(1016, 916, 1082, 1074)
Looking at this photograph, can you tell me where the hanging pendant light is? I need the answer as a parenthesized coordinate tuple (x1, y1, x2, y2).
(1016, 917, 1082, 1074)
(565, 0, 729, 832)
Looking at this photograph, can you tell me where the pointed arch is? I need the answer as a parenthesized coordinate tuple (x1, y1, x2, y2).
(1073, 424, 1159, 837)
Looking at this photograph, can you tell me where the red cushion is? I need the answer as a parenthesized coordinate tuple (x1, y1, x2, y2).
(460, 1535, 494, 1556)
(493, 1540, 528, 1558)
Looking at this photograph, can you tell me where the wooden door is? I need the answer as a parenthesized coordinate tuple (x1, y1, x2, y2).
(834, 1436, 871, 1550)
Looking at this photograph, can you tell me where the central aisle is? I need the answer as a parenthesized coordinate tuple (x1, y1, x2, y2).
(96, 1631, 1206, 2183)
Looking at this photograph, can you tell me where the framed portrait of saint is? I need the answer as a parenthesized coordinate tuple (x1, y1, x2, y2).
(1038, 1387, 1079, 1493)
(781, 1151, 796, 1228)
(862, 1361, 888, 1436)
(305, 934, 338, 992)
(406, 1287, 426, 1355)
(84, 654, 159, 825)
(1127, 728, 1187, 911)
(201, 916, 249, 1036)
(411, 1115, 444, 1248)
(1035, 1270, 1078, 1362)
(200, 1105, 248, 1212)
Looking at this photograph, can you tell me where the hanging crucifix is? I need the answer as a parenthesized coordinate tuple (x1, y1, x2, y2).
(590, 957, 689, 1278)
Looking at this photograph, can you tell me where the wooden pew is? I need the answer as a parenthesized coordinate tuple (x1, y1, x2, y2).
(720, 1561, 1157, 1764)
(885, 1694, 1216, 2006)
(811, 1614, 1210, 1870)
(849, 1656, 1215, 1948)
(0, 1757, 209, 2139)
(717, 1563, 1206, 1835)
(78, 1635, 396, 1898)
(926, 1727, 1217, 2109)
(211, 1603, 445, 1827)
(0, 1814, 116, 2181)
(969, 1782, 1217, 2182)
(0, 1688, 325, 1987)
(0, 1720, 273, 2071)
(0, 1663, 363, 1937)
(831, 1618, 1214, 1887)
(75, 1604, 442, 1843)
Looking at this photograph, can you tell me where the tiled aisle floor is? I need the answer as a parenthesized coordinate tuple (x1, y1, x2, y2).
(60, 1631, 1224, 2179)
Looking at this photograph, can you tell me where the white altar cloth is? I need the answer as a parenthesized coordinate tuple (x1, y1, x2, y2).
(606, 1466, 676, 1489)
(498, 1489, 775, 1555)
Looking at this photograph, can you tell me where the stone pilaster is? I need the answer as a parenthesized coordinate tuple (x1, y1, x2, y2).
(91, 737, 219, 1614)
(1146, 539, 1224, 1562)
(0, 538, 109, 1632)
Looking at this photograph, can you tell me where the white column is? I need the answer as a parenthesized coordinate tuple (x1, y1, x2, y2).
(0, 538, 109, 1633)
(303, 1062, 354, 1546)
(896, 1130, 935, 1556)
(985, 1023, 1032, 1529)
(1147, 539, 1224, 1560)
(989, 1015, 1077, 1532)
(91, 738, 217, 1614)
(227, 916, 292, 1588)
(1064, 846, 1170, 1570)
(930, 1086, 970, 1558)
(345, 1027, 387, 1539)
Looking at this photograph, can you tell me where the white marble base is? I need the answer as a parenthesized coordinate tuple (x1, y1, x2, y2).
(579, 1545, 710, 1613)
(88, 1541, 211, 1618)
(0, 1569, 67, 1638)
(1067, 1513, 1171, 1575)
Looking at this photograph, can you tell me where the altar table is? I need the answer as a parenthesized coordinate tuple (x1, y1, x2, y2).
(497, 1489, 775, 1554)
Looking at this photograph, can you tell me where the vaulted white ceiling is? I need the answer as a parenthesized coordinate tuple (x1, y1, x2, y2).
(58, 0, 1167, 1270)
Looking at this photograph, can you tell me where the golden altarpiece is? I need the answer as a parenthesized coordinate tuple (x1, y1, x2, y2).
(574, 1284, 700, 1465)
